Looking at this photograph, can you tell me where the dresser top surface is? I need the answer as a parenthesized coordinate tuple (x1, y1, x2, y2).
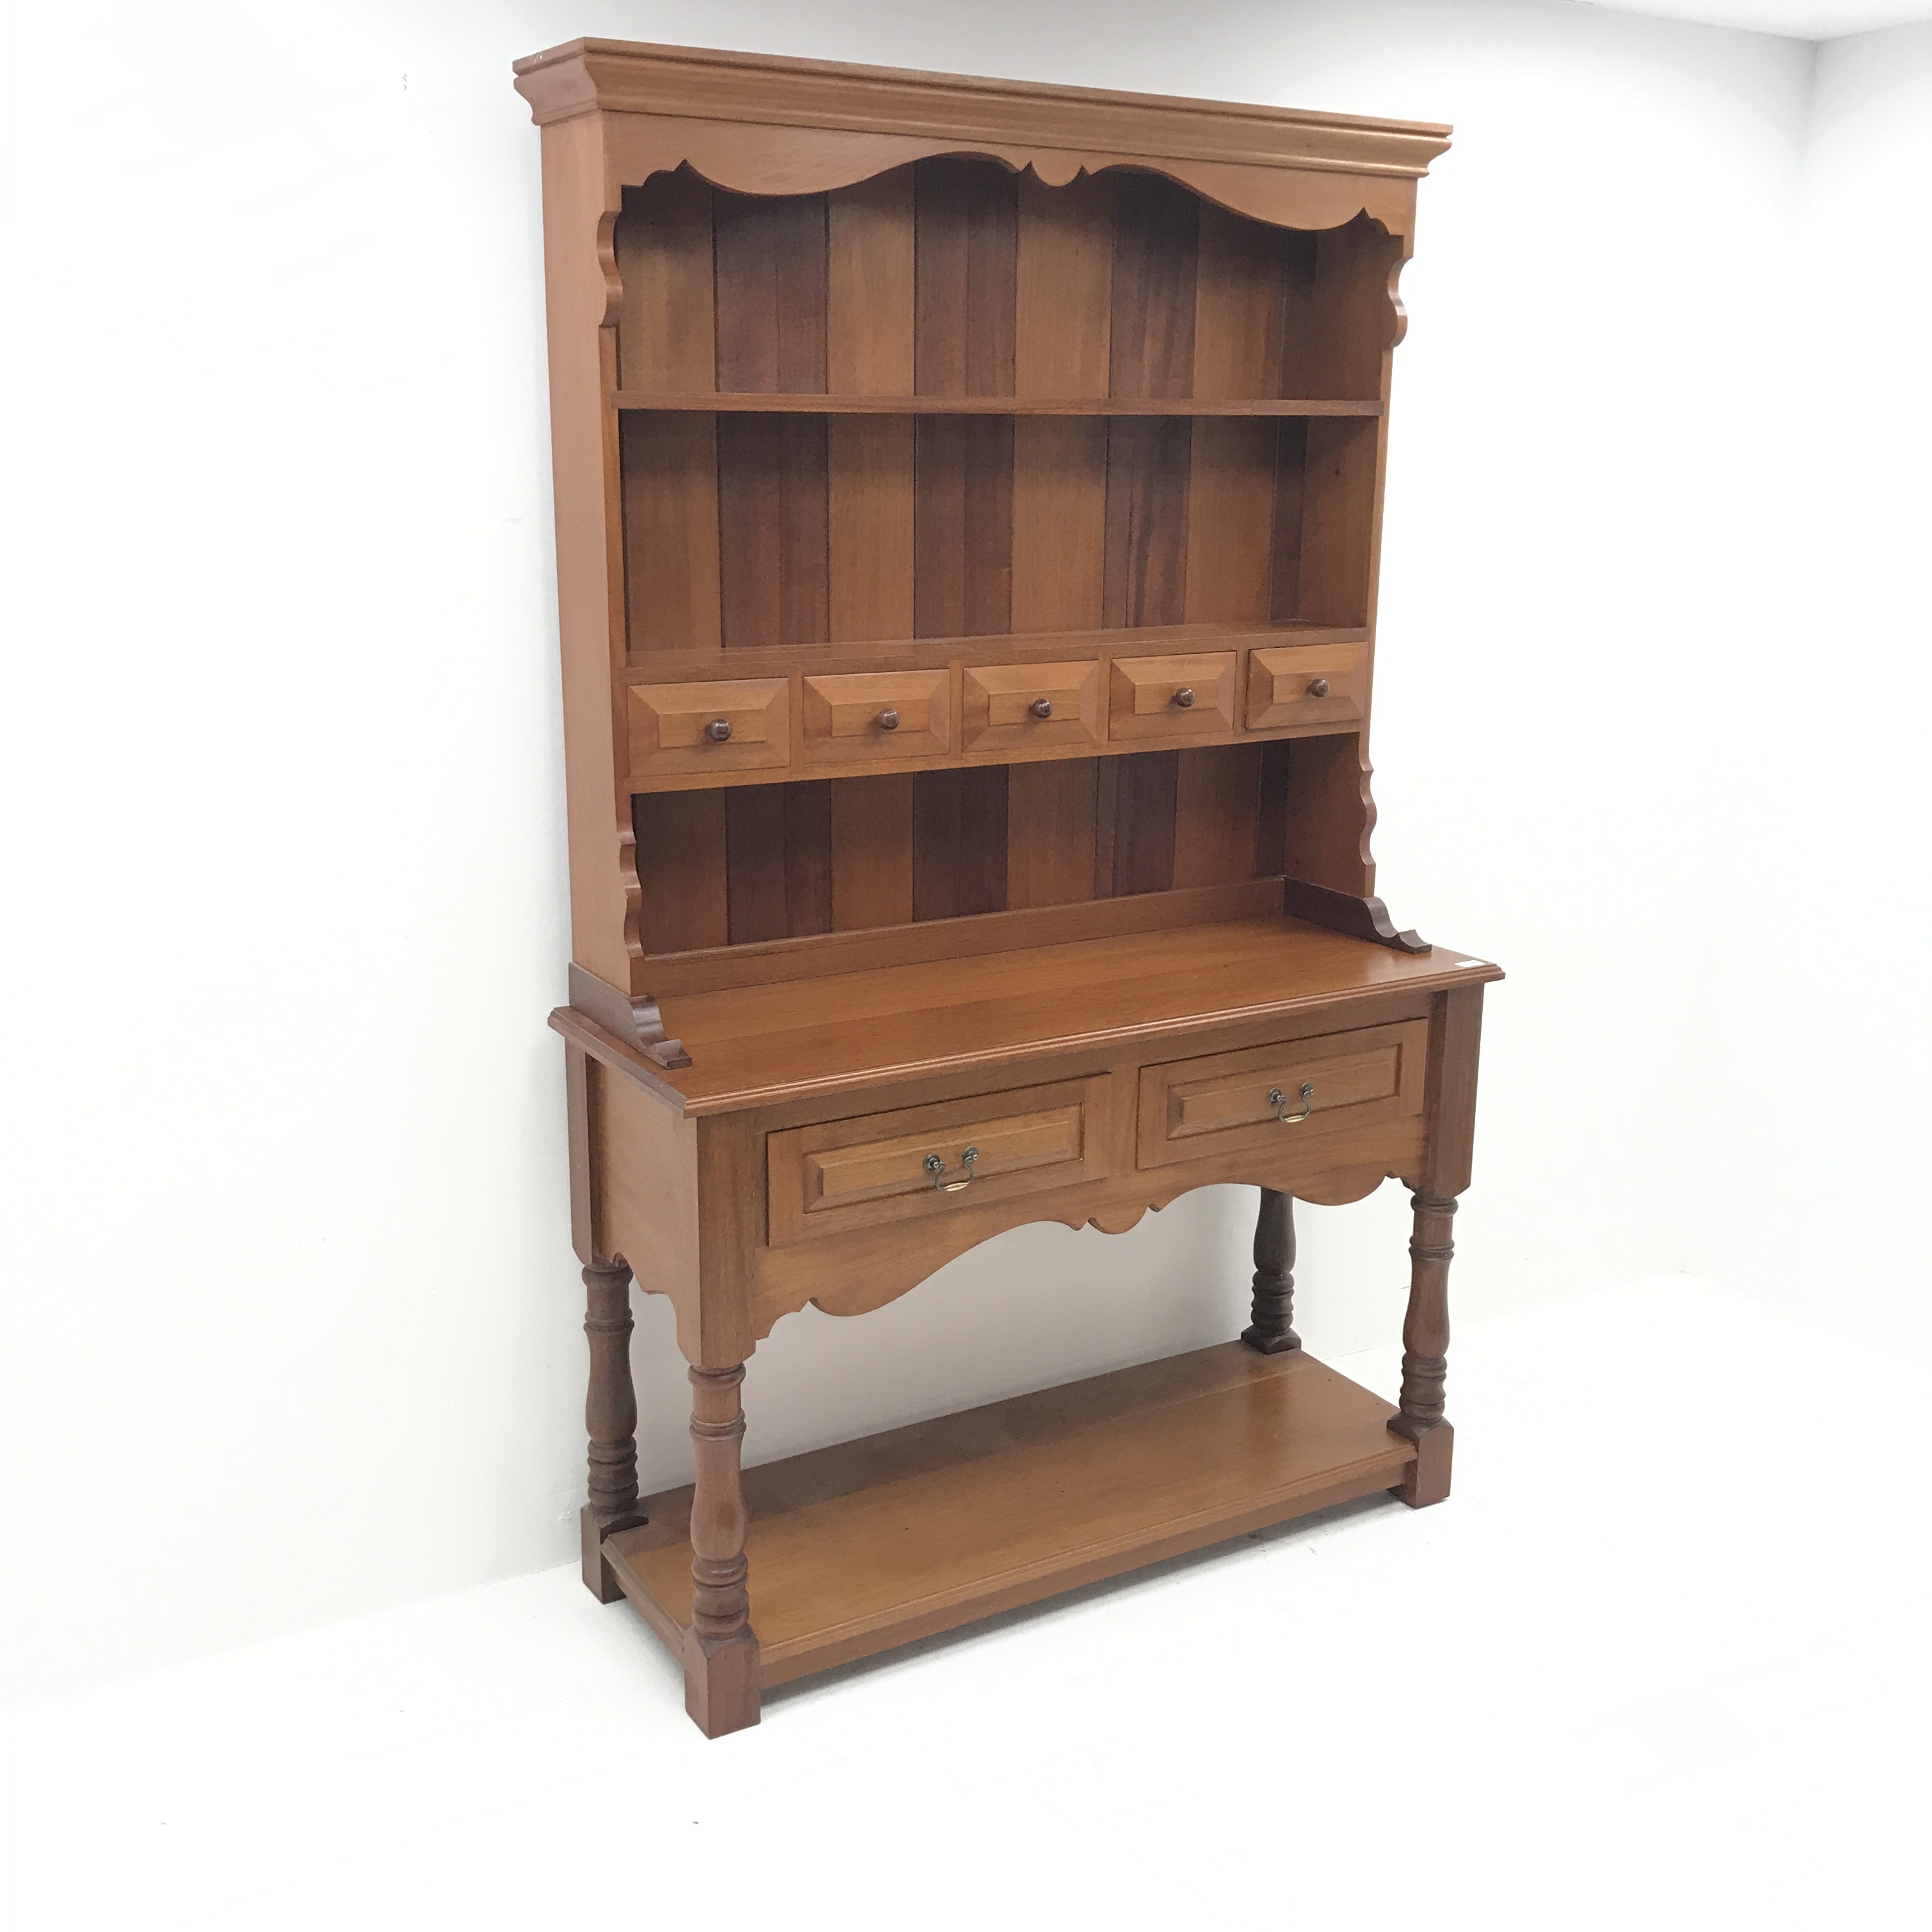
(556, 916, 1501, 1116)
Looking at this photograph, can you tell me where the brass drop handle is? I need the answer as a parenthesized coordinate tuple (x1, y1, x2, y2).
(1029, 698, 1054, 720)
(1267, 1082, 1315, 1125)
(705, 718, 733, 743)
(877, 708, 901, 732)
(1172, 687, 1196, 709)
(1306, 677, 1331, 699)
(923, 1146, 979, 1193)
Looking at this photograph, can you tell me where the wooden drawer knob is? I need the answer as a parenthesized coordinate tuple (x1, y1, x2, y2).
(1306, 677, 1330, 699)
(705, 717, 733, 742)
(1172, 687, 1195, 709)
(877, 707, 900, 732)
(1029, 698, 1054, 720)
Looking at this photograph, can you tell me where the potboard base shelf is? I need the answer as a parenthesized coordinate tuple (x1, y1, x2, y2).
(601, 1342, 1418, 1689)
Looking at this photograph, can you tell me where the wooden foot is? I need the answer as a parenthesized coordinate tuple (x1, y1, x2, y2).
(581, 1258, 647, 1602)
(1389, 1190, 1455, 1508)
(1241, 1188, 1302, 1354)
(683, 1627, 761, 1738)
(684, 1363, 760, 1736)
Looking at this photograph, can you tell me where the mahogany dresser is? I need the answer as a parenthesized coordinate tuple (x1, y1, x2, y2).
(514, 37, 1500, 1737)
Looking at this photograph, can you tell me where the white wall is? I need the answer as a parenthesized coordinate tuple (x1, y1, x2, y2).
(1669, 19, 1932, 1338)
(1, 0, 1919, 1706)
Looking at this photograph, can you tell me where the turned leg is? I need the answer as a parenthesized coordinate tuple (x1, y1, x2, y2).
(1389, 1191, 1456, 1507)
(684, 1364, 760, 1737)
(580, 1258, 647, 1602)
(1242, 1188, 1302, 1354)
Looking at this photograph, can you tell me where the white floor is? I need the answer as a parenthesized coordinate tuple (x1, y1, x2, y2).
(3, 1280, 1924, 1931)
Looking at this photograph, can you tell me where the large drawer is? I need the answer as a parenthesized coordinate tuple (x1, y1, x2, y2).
(768, 1076, 1113, 1245)
(1137, 1021, 1428, 1169)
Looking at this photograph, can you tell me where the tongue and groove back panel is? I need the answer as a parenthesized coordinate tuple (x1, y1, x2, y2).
(620, 158, 1389, 958)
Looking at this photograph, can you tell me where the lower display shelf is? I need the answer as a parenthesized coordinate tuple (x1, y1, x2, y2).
(602, 1342, 1416, 1687)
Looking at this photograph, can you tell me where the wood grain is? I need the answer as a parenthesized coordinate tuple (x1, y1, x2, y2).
(643, 878, 1285, 995)
(712, 188, 828, 394)
(1422, 983, 1485, 1199)
(1137, 1017, 1429, 1169)
(621, 413, 722, 653)
(1183, 419, 1278, 625)
(1172, 744, 1262, 889)
(1245, 641, 1368, 730)
(716, 413, 831, 648)
(1242, 1190, 1301, 1354)
(1253, 739, 1292, 877)
(1108, 172, 1199, 399)
(1108, 749, 1180, 896)
(1108, 650, 1238, 740)
(912, 169, 1019, 632)
(1006, 760, 1099, 910)
(1192, 200, 1287, 399)
(723, 786, 788, 945)
(713, 191, 831, 651)
(1169, 199, 1282, 628)
(914, 416, 1013, 637)
(912, 766, 1010, 919)
(767, 1075, 1110, 1245)
(802, 668, 951, 763)
(1010, 418, 1108, 632)
(724, 783, 834, 942)
(1276, 229, 1322, 398)
(682, 1361, 759, 1736)
(1305, 215, 1403, 402)
(581, 1256, 647, 1603)
(831, 772, 916, 931)
(1390, 1190, 1455, 1508)
(625, 675, 788, 783)
(616, 171, 721, 656)
(616, 170, 717, 395)
(960, 658, 1100, 756)
(529, 40, 1487, 1740)
(827, 167, 916, 645)
(632, 790, 727, 953)
(914, 158, 1018, 398)
(827, 169, 915, 394)
(514, 42, 1455, 190)
(1280, 731, 1373, 894)
(1009, 173, 1110, 636)
(613, 394, 1382, 415)
(1103, 418, 1191, 627)
(604, 1344, 1413, 1686)
(627, 916, 1501, 1115)
(829, 418, 915, 643)
(1268, 418, 1310, 619)
(1297, 417, 1378, 629)
(1016, 169, 1113, 395)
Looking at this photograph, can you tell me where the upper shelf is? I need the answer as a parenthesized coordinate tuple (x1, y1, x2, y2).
(611, 393, 1384, 418)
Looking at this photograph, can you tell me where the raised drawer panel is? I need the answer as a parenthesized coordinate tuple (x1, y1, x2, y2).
(1108, 652, 1238, 742)
(961, 659, 1101, 755)
(1137, 1020, 1428, 1169)
(801, 670, 951, 765)
(627, 678, 790, 783)
(769, 1076, 1112, 1244)
(1245, 642, 1368, 732)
